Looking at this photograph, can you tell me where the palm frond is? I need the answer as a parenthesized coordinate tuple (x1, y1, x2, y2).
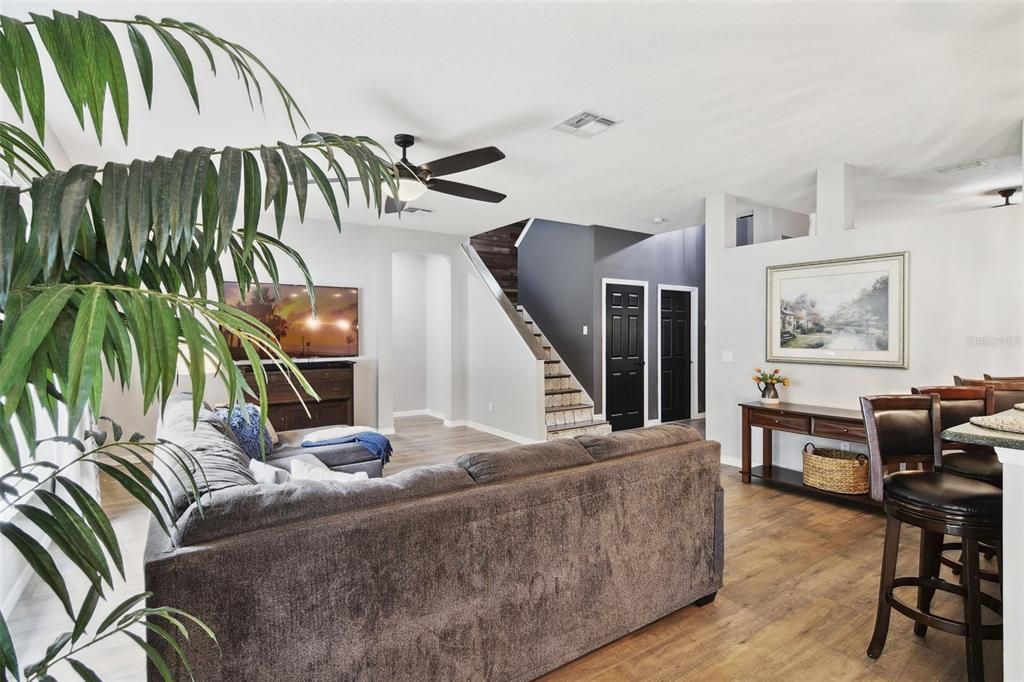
(0, 11, 307, 144)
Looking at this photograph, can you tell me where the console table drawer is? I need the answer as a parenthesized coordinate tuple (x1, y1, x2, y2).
(749, 410, 810, 433)
(812, 417, 866, 442)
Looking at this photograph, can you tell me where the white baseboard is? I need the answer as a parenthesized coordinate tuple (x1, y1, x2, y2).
(720, 455, 742, 468)
(378, 427, 396, 436)
(453, 420, 539, 445)
(695, 412, 706, 419)
(646, 418, 662, 427)
(392, 409, 446, 420)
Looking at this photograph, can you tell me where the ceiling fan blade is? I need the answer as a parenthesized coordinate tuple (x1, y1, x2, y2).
(419, 146, 505, 177)
(384, 196, 406, 214)
(427, 178, 506, 203)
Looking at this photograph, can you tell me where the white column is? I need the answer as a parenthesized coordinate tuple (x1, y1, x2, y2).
(815, 162, 856, 233)
(705, 192, 737, 250)
(997, 446, 1024, 680)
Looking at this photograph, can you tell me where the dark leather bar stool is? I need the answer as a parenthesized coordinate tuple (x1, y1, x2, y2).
(861, 394, 1002, 682)
(959, 378, 1024, 412)
(911, 385, 1001, 487)
(912, 385, 1001, 579)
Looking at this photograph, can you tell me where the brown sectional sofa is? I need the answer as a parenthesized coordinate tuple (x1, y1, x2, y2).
(145, 398, 724, 681)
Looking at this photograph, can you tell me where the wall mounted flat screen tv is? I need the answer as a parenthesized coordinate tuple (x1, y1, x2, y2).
(222, 282, 359, 360)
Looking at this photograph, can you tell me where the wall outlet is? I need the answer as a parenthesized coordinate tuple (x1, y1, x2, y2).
(488, 402, 494, 413)
(582, 325, 588, 336)
(840, 442, 850, 451)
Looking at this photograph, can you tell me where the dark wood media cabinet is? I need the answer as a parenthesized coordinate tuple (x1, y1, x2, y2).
(241, 359, 354, 431)
(739, 401, 879, 510)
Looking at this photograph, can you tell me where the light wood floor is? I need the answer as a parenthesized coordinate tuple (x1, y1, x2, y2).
(8, 417, 1002, 681)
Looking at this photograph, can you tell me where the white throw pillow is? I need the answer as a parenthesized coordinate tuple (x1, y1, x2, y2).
(290, 457, 370, 483)
(248, 459, 291, 484)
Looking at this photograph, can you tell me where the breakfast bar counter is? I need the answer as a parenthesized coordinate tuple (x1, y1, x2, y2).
(943, 413, 1024, 680)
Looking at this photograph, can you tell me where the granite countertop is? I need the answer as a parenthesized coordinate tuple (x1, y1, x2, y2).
(942, 409, 1024, 450)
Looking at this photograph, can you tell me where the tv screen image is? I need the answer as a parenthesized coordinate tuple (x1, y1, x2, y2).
(222, 282, 359, 360)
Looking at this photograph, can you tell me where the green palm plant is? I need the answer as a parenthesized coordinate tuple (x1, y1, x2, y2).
(0, 11, 398, 680)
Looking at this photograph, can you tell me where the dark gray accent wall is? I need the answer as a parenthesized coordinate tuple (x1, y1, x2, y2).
(517, 220, 596, 394)
(518, 219, 706, 422)
(592, 225, 706, 418)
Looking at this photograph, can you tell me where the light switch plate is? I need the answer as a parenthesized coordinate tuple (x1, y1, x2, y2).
(582, 325, 588, 336)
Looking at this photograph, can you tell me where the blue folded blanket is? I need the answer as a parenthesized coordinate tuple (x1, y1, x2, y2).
(302, 431, 392, 465)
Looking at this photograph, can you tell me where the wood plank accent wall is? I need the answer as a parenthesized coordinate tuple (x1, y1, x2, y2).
(469, 219, 527, 304)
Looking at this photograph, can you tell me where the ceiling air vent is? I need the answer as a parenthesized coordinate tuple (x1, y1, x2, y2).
(934, 159, 988, 174)
(553, 111, 620, 138)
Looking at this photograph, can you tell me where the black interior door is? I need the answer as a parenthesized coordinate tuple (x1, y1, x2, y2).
(660, 289, 692, 422)
(606, 283, 645, 431)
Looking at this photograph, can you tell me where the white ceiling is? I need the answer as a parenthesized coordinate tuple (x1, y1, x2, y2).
(10, 1, 1024, 236)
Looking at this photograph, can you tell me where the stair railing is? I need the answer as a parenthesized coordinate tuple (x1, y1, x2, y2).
(461, 241, 546, 360)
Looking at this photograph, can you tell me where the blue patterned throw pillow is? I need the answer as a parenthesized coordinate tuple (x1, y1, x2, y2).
(217, 405, 273, 461)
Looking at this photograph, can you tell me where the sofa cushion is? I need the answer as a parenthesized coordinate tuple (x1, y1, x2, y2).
(217, 404, 273, 461)
(156, 393, 257, 516)
(577, 423, 703, 461)
(455, 439, 594, 484)
(174, 463, 475, 545)
(269, 427, 378, 468)
(249, 459, 291, 485)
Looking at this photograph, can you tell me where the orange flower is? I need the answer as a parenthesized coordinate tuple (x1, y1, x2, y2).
(782, 378, 791, 387)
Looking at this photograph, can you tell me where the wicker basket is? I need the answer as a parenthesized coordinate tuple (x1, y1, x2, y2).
(802, 442, 869, 495)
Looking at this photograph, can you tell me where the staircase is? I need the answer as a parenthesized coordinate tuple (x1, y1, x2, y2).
(469, 220, 526, 304)
(515, 304, 611, 441)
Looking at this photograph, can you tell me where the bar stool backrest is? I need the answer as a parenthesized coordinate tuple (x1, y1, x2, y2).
(910, 385, 994, 432)
(860, 394, 942, 502)
(959, 378, 1024, 412)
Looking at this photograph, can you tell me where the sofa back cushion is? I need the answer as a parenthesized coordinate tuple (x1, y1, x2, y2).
(577, 424, 703, 461)
(175, 463, 475, 545)
(455, 439, 594, 484)
(156, 393, 257, 517)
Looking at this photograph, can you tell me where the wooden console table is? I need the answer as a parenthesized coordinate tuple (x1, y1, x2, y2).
(739, 401, 878, 509)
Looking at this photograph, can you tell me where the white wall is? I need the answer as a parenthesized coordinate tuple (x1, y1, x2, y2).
(465, 268, 547, 443)
(424, 255, 452, 418)
(391, 253, 429, 413)
(101, 219, 471, 435)
(706, 205, 1024, 469)
(390, 252, 452, 417)
(100, 218, 549, 443)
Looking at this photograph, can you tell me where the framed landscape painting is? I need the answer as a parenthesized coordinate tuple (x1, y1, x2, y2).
(766, 252, 908, 368)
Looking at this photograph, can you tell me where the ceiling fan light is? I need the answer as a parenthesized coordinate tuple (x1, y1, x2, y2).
(394, 177, 429, 202)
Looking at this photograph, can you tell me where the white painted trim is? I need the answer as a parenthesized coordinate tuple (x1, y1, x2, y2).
(656, 284, 701, 421)
(592, 413, 604, 421)
(646, 418, 662, 427)
(392, 409, 446, 420)
(513, 217, 535, 249)
(696, 412, 706, 419)
(378, 427, 396, 436)
(601, 278, 650, 429)
(462, 420, 540, 445)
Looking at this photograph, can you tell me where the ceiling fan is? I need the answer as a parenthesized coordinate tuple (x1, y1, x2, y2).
(385, 133, 506, 213)
(993, 187, 1019, 208)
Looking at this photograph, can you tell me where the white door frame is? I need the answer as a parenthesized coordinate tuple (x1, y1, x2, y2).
(656, 284, 701, 422)
(600, 278, 649, 429)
